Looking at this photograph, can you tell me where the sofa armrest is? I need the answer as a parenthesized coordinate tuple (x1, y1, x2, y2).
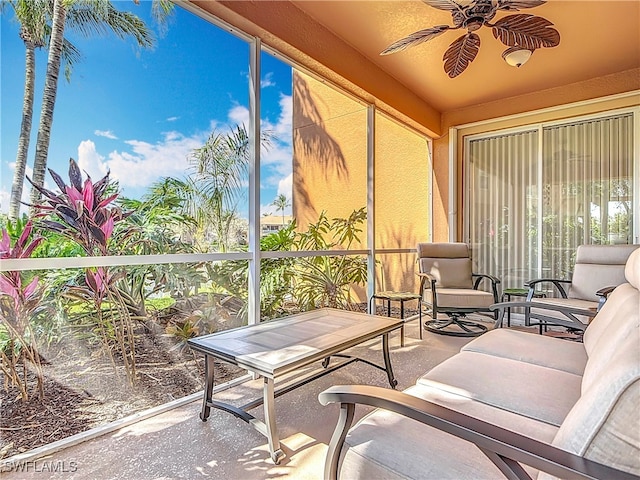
(318, 385, 639, 480)
(490, 300, 598, 329)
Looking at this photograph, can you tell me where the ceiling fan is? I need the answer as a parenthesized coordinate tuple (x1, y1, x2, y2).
(380, 0, 560, 78)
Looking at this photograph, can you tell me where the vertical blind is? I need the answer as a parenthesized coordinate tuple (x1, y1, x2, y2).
(469, 113, 634, 289)
(541, 114, 634, 276)
(469, 130, 539, 289)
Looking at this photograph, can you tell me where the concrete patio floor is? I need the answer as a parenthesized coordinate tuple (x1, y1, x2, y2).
(2, 320, 482, 480)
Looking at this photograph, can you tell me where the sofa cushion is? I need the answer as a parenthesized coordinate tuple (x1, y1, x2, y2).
(582, 282, 638, 354)
(461, 329, 587, 376)
(538, 331, 640, 480)
(340, 385, 544, 480)
(581, 285, 639, 394)
(417, 351, 582, 427)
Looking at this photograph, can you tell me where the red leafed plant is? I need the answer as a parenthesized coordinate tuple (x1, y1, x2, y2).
(30, 159, 138, 384)
(29, 158, 131, 256)
(0, 223, 46, 401)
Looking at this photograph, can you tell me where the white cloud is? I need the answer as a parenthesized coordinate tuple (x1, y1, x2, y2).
(78, 140, 109, 180)
(77, 131, 205, 188)
(95, 130, 118, 140)
(228, 104, 249, 127)
(261, 72, 276, 88)
(166, 116, 179, 122)
(61, 93, 293, 197)
(277, 174, 292, 199)
(1, 164, 44, 215)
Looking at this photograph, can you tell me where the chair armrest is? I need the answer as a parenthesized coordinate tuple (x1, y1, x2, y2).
(490, 301, 598, 317)
(595, 286, 616, 311)
(473, 273, 501, 284)
(318, 385, 638, 480)
(524, 278, 571, 299)
(417, 272, 437, 291)
(596, 286, 616, 298)
(472, 273, 500, 302)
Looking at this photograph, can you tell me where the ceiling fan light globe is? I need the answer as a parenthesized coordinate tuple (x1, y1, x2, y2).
(502, 47, 532, 67)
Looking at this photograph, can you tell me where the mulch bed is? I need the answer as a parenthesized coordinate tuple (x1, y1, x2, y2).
(0, 318, 242, 460)
(1, 302, 416, 460)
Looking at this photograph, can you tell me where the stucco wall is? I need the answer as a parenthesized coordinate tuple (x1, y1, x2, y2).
(292, 71, 431, 298)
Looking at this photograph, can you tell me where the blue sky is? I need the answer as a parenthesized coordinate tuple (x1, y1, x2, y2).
(1, 1, 293, 217)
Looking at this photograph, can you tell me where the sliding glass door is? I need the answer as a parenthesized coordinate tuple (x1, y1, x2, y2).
(467, 110, 636, 289)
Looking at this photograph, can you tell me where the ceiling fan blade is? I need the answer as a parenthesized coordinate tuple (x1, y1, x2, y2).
(443, 32, 480, 78)
(380, 25, 451, 55)
(496, 0, 546, 11)
(423, 0, 468, 27)
(422, 0, 466, 12)
(491, 14, 560, 49)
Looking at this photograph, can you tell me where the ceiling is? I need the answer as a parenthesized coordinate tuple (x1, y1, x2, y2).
(291, 0, 640, 112)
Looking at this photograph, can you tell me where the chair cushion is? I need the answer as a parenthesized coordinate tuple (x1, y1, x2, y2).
(583, 282, 638, 356)
(574, 244, 639, 265)
(417, 242, 470, 259)
(461, 329, 587, 376)
(424, 288, 494, 309)
(568, 244, 639, 301)
(420, 258, 473, 288)
(626, 247, 640, 289)
(569, 264, 629, 301)
(581, 286, 639, 394)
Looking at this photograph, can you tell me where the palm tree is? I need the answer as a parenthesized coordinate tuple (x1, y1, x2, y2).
(180, 126, 252, 252)
(166, 125, 273, 252)
(28, 0, 164, 211)
(271, 193, 290, 226)
(4, 0, 85, 220)
(7, 1, 46, 220)
(6, 0, 47, 220)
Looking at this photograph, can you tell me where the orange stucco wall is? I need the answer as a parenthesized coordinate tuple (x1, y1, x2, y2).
(292, 71, 430, 298)
(292, 71, 368, 241)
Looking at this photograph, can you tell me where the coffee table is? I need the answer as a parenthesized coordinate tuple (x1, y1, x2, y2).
(188, 308, 403, 463)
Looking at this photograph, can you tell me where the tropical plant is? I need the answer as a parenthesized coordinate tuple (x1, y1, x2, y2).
(0, 222, 46, 401)
(208, 209, 368, 319)
(271, 193, 290, 226)
(28, 0, 166, 211)
(31, 158, 140, 384)
(292, 208, 368, 310)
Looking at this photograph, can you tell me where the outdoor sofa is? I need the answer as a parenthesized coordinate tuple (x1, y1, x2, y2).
(319, 247, 640, 479)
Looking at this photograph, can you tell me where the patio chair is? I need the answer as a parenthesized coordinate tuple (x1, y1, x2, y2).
(524, 244, 639, 332)
(417, 242, 500, 337)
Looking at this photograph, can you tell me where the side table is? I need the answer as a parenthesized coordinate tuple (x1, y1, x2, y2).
(369, 291, 422, 346)
(501, 288, 544, 328)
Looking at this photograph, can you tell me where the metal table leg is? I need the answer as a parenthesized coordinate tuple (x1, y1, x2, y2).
(382, 333, 398, 389)
(262, 377, 285, 464)
(200, 355, 215, 421)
